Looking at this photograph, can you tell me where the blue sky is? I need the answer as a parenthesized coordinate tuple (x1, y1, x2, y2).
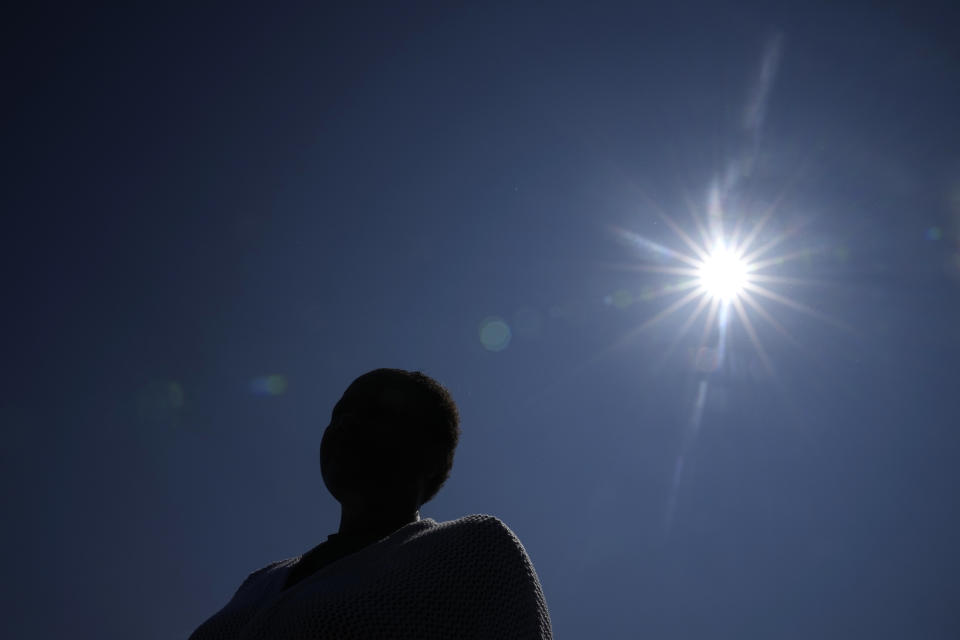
(4, 2, 959, 638)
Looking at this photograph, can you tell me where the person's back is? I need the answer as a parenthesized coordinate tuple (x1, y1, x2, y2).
(189, 369, 552, 639)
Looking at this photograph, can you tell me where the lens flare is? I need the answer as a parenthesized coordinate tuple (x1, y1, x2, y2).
(250, 375, 288, 396)
(478, 316, 512, 352)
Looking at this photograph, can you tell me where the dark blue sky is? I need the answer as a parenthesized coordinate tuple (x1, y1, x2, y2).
(4, 2, 959, 638)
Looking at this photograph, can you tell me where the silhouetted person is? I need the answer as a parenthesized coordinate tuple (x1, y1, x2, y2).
(189, 368, 552, 639)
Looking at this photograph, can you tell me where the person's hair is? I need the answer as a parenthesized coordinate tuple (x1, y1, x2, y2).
(336, 368, 460, 505)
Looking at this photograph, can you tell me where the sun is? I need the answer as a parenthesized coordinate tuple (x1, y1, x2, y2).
(607, 203, 837, 374)
(697, 245, 749, 303)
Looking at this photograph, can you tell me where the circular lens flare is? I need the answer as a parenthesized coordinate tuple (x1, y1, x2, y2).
(698, 246, 748, 302)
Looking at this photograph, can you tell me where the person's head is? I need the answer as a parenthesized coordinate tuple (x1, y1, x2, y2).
(320, 369, 460, 511)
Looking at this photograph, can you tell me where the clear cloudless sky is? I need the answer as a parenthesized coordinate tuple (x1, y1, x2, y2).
(3, 2, 959, 638)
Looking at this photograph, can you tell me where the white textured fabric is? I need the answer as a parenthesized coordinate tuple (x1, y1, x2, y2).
(189, 514, 552, 640)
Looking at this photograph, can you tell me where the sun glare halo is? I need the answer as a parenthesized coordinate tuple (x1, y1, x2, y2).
(697, 246, 749, 302)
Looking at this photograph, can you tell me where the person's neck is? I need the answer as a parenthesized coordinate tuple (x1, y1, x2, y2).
(337, 503, 420, 539)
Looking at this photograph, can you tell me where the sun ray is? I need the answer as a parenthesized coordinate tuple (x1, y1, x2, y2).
(633, 287, 705, 332)
(609, 226, 697, 265)
(658, 212, 711, 264)
(621, 278, 702, 305)
(705, 179, 725, 240)
(740, 217, 812, 264)
(742, 281, 850, 330)
(744, 273, 824, 287)
(599, 262, 702, 277)
(748, 246, 820, 271)
(732, 297, 774, 375)
(736, 150, 813, 258)
(727, 212, 749, 257)
(653, 293, 716, 371)
(697, 297, 721, 349)
(680, 189, 714, 249)
(734, 205, 775, 257)
(651, 279, 702, 297)
(676, 294, 714, 340)
(739, 289, 801, 348)
(741, 230, 792, 264)
(586, 284, 706, 365)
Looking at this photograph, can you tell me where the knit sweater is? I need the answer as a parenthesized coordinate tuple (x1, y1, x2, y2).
(189, 514, 552, 639)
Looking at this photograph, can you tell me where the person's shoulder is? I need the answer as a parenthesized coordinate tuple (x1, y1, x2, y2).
(247, 558, 289, 578)
(235, 557, 295, 592)
(436, 514, 526, 549)
(448, 513, 514, 533)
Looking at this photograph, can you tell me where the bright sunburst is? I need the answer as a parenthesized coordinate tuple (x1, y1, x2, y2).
(608, 196, 840, 377)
